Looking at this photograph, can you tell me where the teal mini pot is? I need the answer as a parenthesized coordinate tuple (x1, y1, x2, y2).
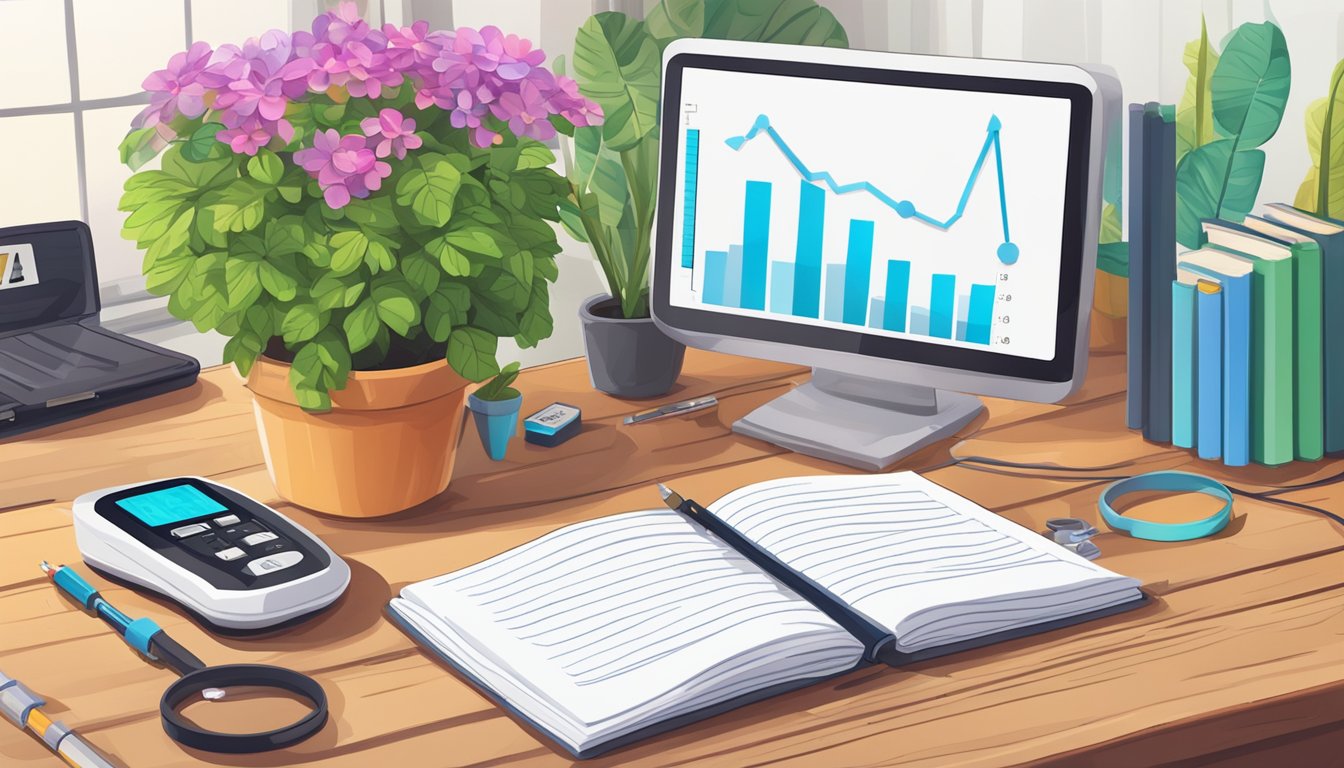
(468, 392, 522, 461)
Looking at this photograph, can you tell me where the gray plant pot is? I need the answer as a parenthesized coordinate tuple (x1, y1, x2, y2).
(579, 294, 686, 399)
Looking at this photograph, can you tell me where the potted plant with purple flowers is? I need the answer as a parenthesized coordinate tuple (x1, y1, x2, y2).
(117, 3, 601, 517)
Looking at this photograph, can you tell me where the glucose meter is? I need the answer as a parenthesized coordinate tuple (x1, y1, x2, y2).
(73, 477, 350, 630)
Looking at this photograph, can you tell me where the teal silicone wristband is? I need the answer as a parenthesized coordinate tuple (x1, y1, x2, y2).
(1098, 471, 1232, 542)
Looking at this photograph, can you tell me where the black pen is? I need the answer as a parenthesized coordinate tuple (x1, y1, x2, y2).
(654, 484, 891, 658)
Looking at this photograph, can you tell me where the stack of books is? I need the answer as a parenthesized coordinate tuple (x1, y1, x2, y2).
(1175, 207, 1344, 466)
(1125, 104, 1343, 466)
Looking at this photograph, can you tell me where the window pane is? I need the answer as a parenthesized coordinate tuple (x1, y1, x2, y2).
(73, 0, 186, 100)
(0, 114, 81, 225)
(0, 0, 71, 108)
(191, 0, 291, 46)
(84, 106, 151, 285)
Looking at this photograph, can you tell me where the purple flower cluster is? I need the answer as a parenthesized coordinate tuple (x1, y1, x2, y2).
(133, 2, 601, 208)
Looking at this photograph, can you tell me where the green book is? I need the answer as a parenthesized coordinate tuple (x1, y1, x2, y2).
(1243, 216, 1325, 461)
(1202, 220, 1296, 465)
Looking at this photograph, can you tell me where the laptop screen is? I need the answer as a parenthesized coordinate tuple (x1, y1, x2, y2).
(0, 222, 97, 336)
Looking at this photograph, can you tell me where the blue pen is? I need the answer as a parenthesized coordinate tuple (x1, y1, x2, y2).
(41, 561, 205, 676)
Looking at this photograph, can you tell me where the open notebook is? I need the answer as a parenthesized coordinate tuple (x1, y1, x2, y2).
(387, 472, 1144, 758)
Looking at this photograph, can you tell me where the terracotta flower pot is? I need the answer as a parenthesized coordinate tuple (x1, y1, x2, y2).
(245, 356, 470, 518)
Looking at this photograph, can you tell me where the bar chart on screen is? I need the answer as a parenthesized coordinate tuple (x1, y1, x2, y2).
(683, 113, 1019, 348)
(670, 68, 1071, 363)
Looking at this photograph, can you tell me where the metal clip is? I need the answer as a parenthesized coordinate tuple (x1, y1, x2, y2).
(1044, 518, 1102, 560)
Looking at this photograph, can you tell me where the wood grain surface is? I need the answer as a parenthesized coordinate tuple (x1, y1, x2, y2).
(3, 346, 1343, 767)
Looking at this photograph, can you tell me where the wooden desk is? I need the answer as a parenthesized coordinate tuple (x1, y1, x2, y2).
(4, 347, 1344, 767)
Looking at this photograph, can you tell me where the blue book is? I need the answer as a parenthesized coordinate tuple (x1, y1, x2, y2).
(1171, 279, 1196, 449)
(1195, 279, 1223, 460)
(1179, 249, 1253, 466)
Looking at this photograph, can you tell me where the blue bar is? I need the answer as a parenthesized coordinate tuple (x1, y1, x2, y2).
(930, 274, 956, 339)
(966, 283, 995, 344)
(956, 321, 968, 341)
(703, 250, 727, 305)
(910, 306, 931, 336)
(955, 293, 971, 341)
(724, 244, 744, 308)
(824, 264, 846, 322)
(792, 180, 825, 318)
(769, 261, 795, 315)
(883, 260, 910, 332)
(868, 298, 885, 329)
(681, 129, 699, 269)
(741, 181, 772, 310)
(843, 219, 874, 325)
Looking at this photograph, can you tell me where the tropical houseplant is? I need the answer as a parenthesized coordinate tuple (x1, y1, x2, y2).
(554, 0, 848, 397)
(118, 3, 601, 516)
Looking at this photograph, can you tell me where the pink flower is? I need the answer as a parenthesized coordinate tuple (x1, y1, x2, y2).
(134, 41, 213, 129)
(360, 109, 422, 159)
(490, 77, 554, 141)
(294, 128, 391, 209)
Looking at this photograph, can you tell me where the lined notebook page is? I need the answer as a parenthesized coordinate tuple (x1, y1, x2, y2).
(711, 473, 1139, 649)
(393, 509, 863, 736)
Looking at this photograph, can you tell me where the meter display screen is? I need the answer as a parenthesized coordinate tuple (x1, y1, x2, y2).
(115, 483, 228, 527)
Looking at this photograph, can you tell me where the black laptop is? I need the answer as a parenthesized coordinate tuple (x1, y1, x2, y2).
(0, 221, 199, 439)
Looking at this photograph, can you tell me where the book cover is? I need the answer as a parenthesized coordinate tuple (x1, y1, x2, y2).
(1202, 222, 1295, 465)
(1242, 215, 1325, 461)
(1179, 250, 1252, 465)
(1143, 104, 1176, 444)
(1261, 203, 1344, 454)
(1126, 103, 1149, 431)
(1195, 280, 1223, 460)
(1171, 279, 1196, 449)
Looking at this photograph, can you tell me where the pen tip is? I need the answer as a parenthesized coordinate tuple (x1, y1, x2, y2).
(39, 561, 53, 574)
(656, 483, 672, 500)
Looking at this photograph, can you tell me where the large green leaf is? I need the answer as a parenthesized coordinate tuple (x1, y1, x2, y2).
(572, 13, 661, 151)
(281, 302, 324, 344)
(1295, 58, 1344, 218)
(1210, 21, 1291, 150)
(342, 299, 381, 352)
(202, 179, 271, 234)
(395, 153, 462, 227)
(647, 0, 704, 44)
(702, 0, 848, 47)
(1175, 139, 1266, 248)
(371, 278, 420, 336)
(181, 123, 225, 163)
(447, 327, 500, 382)
(1176, 17, 1219, 162)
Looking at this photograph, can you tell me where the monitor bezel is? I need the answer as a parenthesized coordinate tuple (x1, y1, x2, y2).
(650, 42, 1100, 395)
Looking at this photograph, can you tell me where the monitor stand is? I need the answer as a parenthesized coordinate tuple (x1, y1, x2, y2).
(732, 368, 985, 471)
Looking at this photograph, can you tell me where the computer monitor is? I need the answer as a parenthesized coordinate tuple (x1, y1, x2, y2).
(651, 40, 1110, 470)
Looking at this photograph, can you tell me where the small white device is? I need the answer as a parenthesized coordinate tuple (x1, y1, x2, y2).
(73, 477, 350, 630)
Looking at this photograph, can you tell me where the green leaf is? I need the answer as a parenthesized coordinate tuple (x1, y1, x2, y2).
(258, 259, 300, 301)
(277, 166, 308, 204)
(343, 195, 399, 232)
(329, 229, 369, 276)
(1097, 241, 1130, 278)
(162, 143, 237, 188)
(395, 153, 462, 227)
(264, 216, 307, 256)
(516, 279, 553, 348)
(203, 179, 271, 233)
(144, 247, 195, 294)
(1099, 202, 1122, 244)
(1210, 21, 1291, 149)
(426, 282, 470, 342)
(516, 143, 555, 170)
(476, 361, 521, 401)
(181, 123, 226, 163)
(143, 208, 195, 272)
(1176, 16, 1220, 163)
(247, 148, 284, 185)
(1295, 58, 1344, 218)
(591, 146, 632, 228)
(224, 253, 262, 311)
(289, 330, 352, 412)
(223, 332, 264, 378)
(443, 225, 503, 259)
(572, 13, 661, 151)
(447, 326, 500, 382)
(313, 273, 363, 311)
(281, 303, 324, 344)
(700, 0, 848, 47)
(401, 249, 442, 296)
(120, 126, 167, 170)
(646, 0, 704, 44)
(371, 279, 420, 336)
(342, 299, 381, 352)
(1175, 139, 1266, 248)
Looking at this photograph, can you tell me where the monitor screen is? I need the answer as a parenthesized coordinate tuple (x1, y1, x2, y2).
(655, 52, 1094, 381)
(115, 483, 228, 527)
